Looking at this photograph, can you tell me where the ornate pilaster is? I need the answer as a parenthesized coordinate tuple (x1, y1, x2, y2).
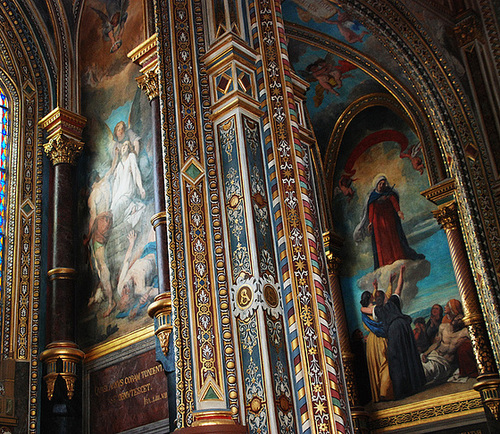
(128, 34, 178, 430)
(324, 231, 369, 433)
(424, 181, 500, 426)
(38, 107, 86, 432)
(244, 0, 352, 429)
(201, 30, 294, 433)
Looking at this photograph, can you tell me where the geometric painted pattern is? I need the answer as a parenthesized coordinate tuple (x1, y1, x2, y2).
(0, 87, 7, 331)
(248, 0, 350, 432)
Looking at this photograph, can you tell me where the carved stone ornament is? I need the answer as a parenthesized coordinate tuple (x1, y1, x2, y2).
(454, 12, 485, 47)
(136, 69, 159, 100)
(433, 201, 460, 231)
(157, 326, 172, 356)
(43, 132, 84, 166)
(39, 341, 85, 400)
(147, 292, 172, 357)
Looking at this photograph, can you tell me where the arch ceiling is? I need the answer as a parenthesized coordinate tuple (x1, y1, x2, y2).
(281, 0, 500, 365)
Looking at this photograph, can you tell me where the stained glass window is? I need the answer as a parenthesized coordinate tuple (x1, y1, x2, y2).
(0, 88, 8, 306)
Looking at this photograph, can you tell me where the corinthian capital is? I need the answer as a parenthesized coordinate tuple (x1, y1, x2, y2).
(432, 201, 460, 231)
(136, 68, 159, 100)
(38, 107, 86, 166)
(128, 34, 160, 100)
(43, 133, 84, 165)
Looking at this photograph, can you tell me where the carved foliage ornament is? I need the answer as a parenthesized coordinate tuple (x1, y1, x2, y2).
(136, 68, 159, 101)
(43, 132, 84, 166)
(432, 201, 459, 231)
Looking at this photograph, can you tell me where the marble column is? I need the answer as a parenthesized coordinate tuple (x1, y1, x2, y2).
(432, 201, 500, 424)
(128, 34, 177, 430)
(38, 107, 86, 431)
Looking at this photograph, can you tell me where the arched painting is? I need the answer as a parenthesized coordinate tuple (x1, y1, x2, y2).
(331, 105, 475, 408)
(77, 0, 156, 349)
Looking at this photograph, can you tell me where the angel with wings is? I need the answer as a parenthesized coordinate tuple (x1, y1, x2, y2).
(303, 54, 357, 107)
(400, 142, 425, 175)
(91, 0, 130, 53)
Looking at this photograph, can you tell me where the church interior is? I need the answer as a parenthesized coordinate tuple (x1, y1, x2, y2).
(0, 0, 499, 433)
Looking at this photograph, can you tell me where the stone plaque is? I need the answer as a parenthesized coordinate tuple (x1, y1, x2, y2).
(89, 349, 168, 433)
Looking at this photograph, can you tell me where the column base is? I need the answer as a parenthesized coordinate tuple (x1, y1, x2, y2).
(174, 410, 248, 433)
(174, 425, 247, 434)
(351, 406, 370, 434)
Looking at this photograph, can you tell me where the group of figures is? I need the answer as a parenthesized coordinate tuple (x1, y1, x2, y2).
(350, 173, 477, 402)
(84, 121, 157, 320)
(358, 267, 476, 403)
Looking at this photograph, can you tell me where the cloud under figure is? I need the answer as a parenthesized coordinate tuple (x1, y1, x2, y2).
(357, 259, 431, 309)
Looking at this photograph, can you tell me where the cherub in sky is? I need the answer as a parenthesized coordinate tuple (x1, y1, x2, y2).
(303, 55, 357, 107)
(91, 0, 130, 53)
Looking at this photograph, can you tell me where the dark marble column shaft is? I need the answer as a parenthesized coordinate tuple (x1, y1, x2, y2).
(47, 162, 76, 343)
(150, 95, 170, 294)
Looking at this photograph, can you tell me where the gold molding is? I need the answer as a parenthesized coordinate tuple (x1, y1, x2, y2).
(370, 390, 482, 431)
(462, 313, 485, 326)
(47, 267, 77, 281)
(84, 325, 154, 362)
(192, 409, 236, 426)
(127, 33, 158, 67)
(421, 178, 456, 205)
(38, 107, 86, 165)
(151, 211, 167, 229)
(209, 91, 263, 120)
(39, 341, 85, 400)
(128, 34, 159, 100)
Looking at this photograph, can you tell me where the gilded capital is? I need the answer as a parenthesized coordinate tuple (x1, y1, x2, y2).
(136, 68, 159, 100)
(43, 133, 84, 165)
(432, 201, 460, 231)
(128, 34, 160, 100)
(326, 252, 341, 275)
(38, 107, 86, 166)
(39, 341, 85, 400)
(148, 292, 172, 357)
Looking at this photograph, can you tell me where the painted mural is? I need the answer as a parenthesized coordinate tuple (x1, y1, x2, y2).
(331, 106, 476, 407)
(287, 37, 390, 157)
(77, 0, 156, 348)
(282, 2, 479, 409)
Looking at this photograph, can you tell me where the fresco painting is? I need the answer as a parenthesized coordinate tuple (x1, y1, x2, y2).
(77, 0, 156, 348)
(287, 39, 388, 155)
(332, 107, 477, 406)
(282, 1, 369, 45)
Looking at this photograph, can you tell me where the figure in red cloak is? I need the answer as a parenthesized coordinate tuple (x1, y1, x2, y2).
(354, 174, 424, 269)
